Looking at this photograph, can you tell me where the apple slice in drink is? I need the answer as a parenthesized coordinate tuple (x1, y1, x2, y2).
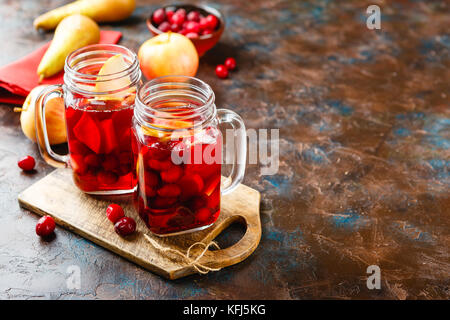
(95, 54, 133, 98)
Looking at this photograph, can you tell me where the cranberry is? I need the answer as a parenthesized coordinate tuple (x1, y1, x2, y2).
(157, 184, 181, 197)
(152, 8, 166, 25)
(187, 11, 200, 22)
(175, 8, 187, 18)
(102, 155, 119, 171)
(186, 32, 199, 39)
(84, 154, 101, 167)
(114, 217, 136, 237)
(18, 155, 36, 171)
(171, 23, 181, 32)
(36, 216, 55, 237)
(205, 14, 219, 30)
(160, 166, 183, 183)
(106, 204, 125, 224)
(201, 29, 213, 36)
(158, 21, 171, 32)
(215, 65, 229, 79)
(185, 21, 200, 34)
(153, 196, 178, 209)
(199, 17, 209, 31)
(148, 158, 174, 171)
(166, 10, 175, 21)
(224, 57, 237, 70)
(171, 12, 185, 25)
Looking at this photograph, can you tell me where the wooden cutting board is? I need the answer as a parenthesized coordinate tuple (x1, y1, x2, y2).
(18, 168, 261, 279)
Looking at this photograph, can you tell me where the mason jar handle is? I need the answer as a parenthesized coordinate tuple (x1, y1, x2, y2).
(217, 109, 247, 195)
(35, 84, 69, 168)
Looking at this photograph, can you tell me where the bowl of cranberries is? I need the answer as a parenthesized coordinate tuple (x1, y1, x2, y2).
(147, 4, 225, 57)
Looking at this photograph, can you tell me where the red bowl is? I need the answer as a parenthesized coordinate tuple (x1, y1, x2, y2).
(146, 4, 225, 57)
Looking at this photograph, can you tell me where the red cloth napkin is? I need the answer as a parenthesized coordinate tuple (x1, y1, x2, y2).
(0, 30, 122, 105)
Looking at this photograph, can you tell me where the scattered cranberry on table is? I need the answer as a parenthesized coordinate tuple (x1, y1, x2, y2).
(106, 204, 125, 224)
(215, 64, 229, 79)
(224, 57, 237, 70)
(18, 155, 35, 171)
(36, 215, 55, 237)
(152, 7, 219, 37)
(114, 217, 136, 237)
(215, 58, 237, 79)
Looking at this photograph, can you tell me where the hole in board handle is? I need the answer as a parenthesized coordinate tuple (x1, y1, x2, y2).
(209, 218, 247, 251)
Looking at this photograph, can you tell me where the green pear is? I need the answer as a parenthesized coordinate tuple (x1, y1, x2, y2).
(37, 14, 100, 81)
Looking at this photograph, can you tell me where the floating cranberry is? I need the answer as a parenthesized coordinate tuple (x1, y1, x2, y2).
(106, 204, 125, 224)
(36, 215, 55, 237)
(160, 166, 183, 183)
(224, 57, 237, 70)
(153, 196, 178, 208)
(158, 21, 171, 32)
(148, 158, 173, 171)
(179, 174, 204, 199)
(18, 155, 35, 171)
(187, 11, 200, 22)
(215, 65, 229, 79)
(114, 217, 136, 237)
(186, 32, 199, 39)
(84, 154, 101, 167)
(157, 184, 181, 197)
(205, 14, 219, 30)
(152, 8, 166, 25)
(102, 155, 119, 171)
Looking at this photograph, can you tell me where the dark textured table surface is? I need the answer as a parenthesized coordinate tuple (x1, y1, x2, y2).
(0, 0, 449, 299)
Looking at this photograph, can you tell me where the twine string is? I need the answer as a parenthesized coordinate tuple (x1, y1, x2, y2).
(144, 234, 222, 274)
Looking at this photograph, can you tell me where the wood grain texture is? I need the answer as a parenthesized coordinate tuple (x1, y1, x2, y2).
(18, 168, 261, 280)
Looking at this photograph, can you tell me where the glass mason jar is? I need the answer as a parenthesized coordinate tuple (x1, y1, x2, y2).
(35, 44, 142, 194)
(133, 76, 247, 236)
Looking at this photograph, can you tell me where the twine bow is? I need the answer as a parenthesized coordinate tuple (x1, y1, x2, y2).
(144, 234, 222, 274)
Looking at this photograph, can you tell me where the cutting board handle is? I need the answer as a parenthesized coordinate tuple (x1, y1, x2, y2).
(200, 211, 261, 269)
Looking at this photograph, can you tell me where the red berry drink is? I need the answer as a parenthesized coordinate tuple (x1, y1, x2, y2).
(133, 110, 222, 235)
(65, 95, 136, 193)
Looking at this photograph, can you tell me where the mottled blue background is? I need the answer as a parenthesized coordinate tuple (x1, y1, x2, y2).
(0, 0, 448, 299)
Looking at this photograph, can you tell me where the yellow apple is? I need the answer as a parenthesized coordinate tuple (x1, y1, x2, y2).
(138, 32, 199, 79)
